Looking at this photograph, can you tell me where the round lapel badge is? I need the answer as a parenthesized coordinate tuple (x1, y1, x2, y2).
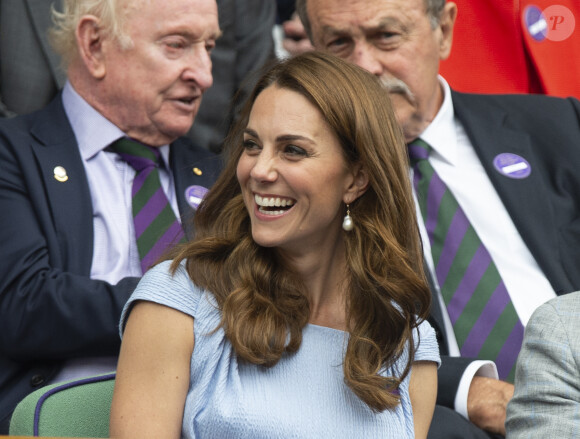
(523, 5, 547, 41)
(53, 166, 69, 182)
(185, 185, 209, 209)
(493, 153, 531, 179)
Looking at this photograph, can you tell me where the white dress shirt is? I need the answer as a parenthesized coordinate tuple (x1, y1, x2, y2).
(50, 81, 180, 384)
(414, 77, 556, 417)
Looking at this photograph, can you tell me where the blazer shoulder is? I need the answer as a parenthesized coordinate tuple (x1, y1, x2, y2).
(0, 94, 73, 142)
(452, 89, 580, 114)
(537, 292, 580, 322)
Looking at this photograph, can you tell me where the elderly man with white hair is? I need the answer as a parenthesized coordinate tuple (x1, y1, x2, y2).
(0, 0, 221, 432)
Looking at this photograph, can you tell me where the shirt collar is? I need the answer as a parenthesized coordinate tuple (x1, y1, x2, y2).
(418, 75, 458, 165)
(62, 81, 171, 167)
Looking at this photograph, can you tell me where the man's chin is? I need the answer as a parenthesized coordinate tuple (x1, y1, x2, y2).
(161, 117, 197, 140)
(390, 102, 422, 141)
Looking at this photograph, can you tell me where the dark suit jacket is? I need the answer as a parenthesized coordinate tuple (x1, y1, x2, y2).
(432, 91, 580, 408)
(0, 0, 66, 117)
(0, 94, 222, 429)
(187, 0, 276, 153)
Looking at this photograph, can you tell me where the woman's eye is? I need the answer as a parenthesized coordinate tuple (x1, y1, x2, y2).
(242, 139, 261, 154)
(284, 144, 308, 157)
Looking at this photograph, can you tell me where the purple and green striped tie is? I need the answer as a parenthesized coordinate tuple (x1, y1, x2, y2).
(408, 138, 524, 382)
(111, 137, 185, 273)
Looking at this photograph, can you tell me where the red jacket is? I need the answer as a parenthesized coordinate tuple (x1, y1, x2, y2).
(440, 0, 580, 98)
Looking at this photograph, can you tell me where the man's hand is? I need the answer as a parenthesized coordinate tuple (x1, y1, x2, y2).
(467, 376, 514, 436)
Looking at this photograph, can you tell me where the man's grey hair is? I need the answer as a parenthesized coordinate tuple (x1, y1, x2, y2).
(49, 0, 134, 68)
(296, 0, 447, 41)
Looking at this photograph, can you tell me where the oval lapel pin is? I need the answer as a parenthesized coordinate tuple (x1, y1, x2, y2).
(493, 153, 531, 179)
(185, 185, 209, 209)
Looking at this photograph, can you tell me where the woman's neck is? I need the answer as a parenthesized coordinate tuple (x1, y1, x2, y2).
(277, 238, 349, 331)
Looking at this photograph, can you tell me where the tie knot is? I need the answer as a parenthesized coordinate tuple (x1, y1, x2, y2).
(110, 137, 161, 172)
(407, 138, 432, 164)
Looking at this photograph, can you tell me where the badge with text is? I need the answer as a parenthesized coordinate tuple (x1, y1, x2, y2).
(185, 185, 209, 209)
(523, 4, 575, 42)
(493, 153, 531, 179)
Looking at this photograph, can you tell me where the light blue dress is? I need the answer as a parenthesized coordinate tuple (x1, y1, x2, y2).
(121, 260, 440, 438)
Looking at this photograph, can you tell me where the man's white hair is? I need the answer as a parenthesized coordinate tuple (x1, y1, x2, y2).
(50, 0, 135, 68)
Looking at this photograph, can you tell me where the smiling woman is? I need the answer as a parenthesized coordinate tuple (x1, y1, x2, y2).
(236, 84, 360, 253)
(110, 51, 440, 439)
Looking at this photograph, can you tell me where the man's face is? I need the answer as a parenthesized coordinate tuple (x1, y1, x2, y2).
(307, 0, 454, 141)
(98, 0, 220, 146)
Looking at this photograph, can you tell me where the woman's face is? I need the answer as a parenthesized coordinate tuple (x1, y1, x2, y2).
(236, 85, 357, 256)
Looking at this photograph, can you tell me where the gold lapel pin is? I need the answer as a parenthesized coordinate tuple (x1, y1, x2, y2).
(53, 166, 69, 182)
(193, 167, 202, 176)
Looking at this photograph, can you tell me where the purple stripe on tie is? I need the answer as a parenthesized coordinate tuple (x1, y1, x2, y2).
(118, 154, 154, 172)
(434, 210, 469, 287)
(494, 321, 525, 380)
(459, 283, 510, 357)
(424, 172, 447, 248)
(134, 187, 169, 238)
(408, 144, 429, 161)
(140, 221, 184, 273)
(446, 246, 492, 324)
(131, 167, 154, 198)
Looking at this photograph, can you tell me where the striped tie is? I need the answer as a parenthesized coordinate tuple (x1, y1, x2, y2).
(111, 138, 185, 273)
(408, 138, 524, 382)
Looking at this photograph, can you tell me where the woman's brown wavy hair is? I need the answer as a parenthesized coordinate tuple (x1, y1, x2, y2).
(170, 51, 431, 412)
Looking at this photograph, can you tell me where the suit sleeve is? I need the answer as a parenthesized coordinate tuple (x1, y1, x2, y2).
(0, 125, 139, 362)
(235, 0, 275, 77)
(506, 300, 580, 438)
(232, 0, 276, 110)
(436, 356, 477, 408)
(0, 97, 15, 118)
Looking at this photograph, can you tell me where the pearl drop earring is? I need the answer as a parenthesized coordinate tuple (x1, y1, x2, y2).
(342, 204, 354, 231)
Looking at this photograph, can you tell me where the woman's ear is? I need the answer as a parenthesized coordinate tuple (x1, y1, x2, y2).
(344, 164, 369, 204)
(76, 15, 107, 79)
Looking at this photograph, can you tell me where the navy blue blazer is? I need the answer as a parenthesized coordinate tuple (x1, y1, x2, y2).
(0, 94, 222, 429)
(431, 91, 580, 408)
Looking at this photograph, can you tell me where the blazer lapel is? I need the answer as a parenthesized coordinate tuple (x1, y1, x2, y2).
(452, 91, 566, 291)
(170, 138, 222, 238)
(29, 96, 94, 273)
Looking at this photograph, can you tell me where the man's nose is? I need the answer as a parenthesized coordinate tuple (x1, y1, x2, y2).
(183, 45, 214, 91)
(350, 43, 383, 77)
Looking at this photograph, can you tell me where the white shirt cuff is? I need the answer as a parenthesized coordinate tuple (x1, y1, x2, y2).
(453, 361, 498, 418)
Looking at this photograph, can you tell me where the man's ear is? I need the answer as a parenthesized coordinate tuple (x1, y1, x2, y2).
(344, 164, 370, 205)
(76, 15, 106, 79)
(438, 2, 457, 61)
